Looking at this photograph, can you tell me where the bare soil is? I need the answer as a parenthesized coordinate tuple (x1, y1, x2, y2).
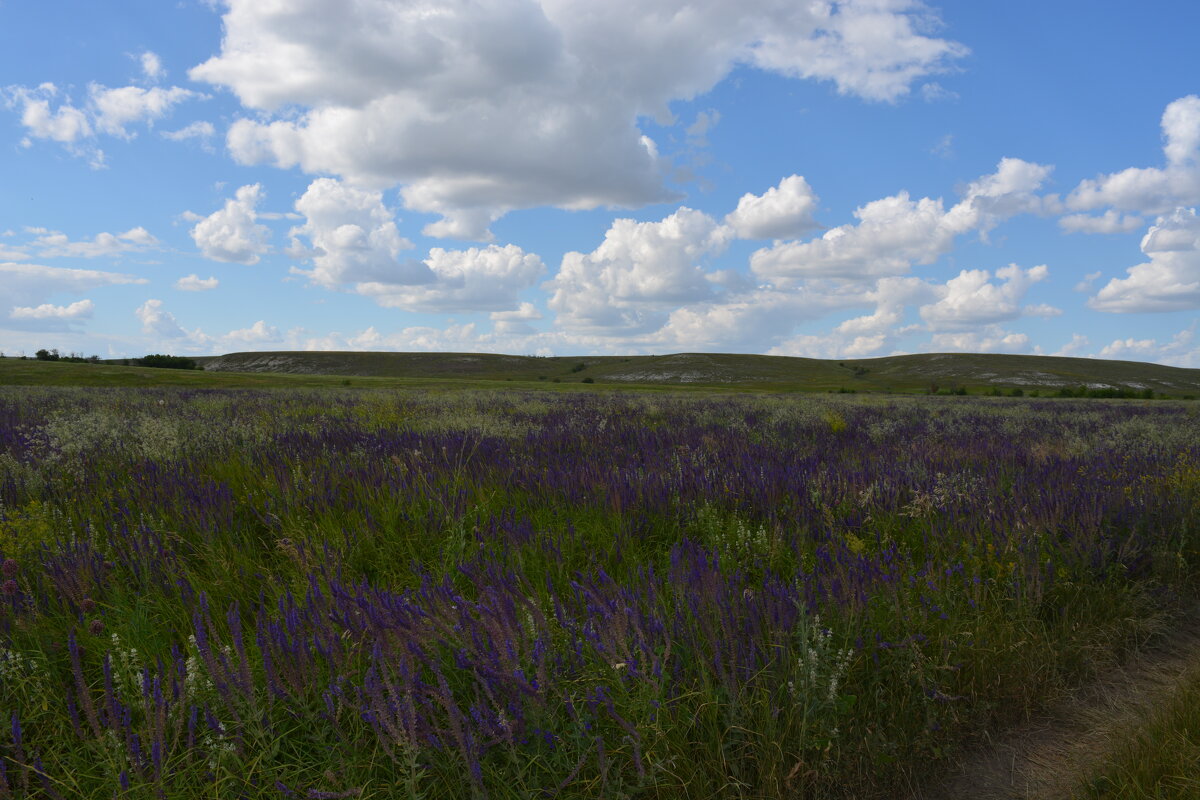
(916, 606, 1200, 800)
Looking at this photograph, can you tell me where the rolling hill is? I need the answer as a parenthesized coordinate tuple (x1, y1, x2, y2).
(193, 350, 1200, 395)
(4, 350, 1198, 394)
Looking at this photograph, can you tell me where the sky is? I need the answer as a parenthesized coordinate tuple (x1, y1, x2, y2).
(2, 1, 1200, 365)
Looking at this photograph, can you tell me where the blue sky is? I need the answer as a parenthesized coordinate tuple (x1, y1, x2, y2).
(3, 0, 1200, 364)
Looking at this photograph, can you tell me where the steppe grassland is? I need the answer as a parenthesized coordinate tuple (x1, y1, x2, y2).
(1, 387, 1198, 798)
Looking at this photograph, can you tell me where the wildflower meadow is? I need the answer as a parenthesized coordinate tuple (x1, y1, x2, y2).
(1, 387, 1198, 798)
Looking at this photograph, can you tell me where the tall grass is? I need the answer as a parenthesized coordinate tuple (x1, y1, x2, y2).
(0, 388, 1198, 798)
(1078, 651, 1200, 799)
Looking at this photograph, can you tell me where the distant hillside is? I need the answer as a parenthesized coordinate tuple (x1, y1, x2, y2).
(195, 351, 1200, 395)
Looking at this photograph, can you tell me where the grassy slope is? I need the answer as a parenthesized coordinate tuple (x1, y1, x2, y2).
(0, 357, 707, 392)
(8, 350, 1200, 394)
(197, 350, 1200, 394)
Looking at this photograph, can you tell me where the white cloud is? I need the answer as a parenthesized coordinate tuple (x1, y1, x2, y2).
(0, 262, 147, 308)
(10, 299, 94, 320)
(136, 299, 184, 338)
(140, 51, 165, 81)
(1059, 210, 1143, 235)
(920, 82, 957, 103)
(288, 178, 421, 285)
(1090, 207, 1200, 312)
(770, 330, 890, 359)
(764, 276, 934, 358)
(1054, 333, 1090, 357)
(1099, 325, 1199, 367)
(175, 274, 219, 291)
(192, 0, 965, 235)
(136, 298, 201, 341)
(750, 158, 1052, 280)
(491, 301, 543, 334)
(1074, 271, 1102, 292)
(1067, 96, 1200, 215)
(3, 79, 202, 158)
(288, 322, 484, 354)
(163, 120, 216, 149)
(189, 184, 271, 264)
(1163, 94, 1200, 168)
(920, 264, 1054, 331)
(747, 1, 968, 102)
(28, 226, 159, 259)
(546, 207, 732, 333)
(224, 320, 280, 346)
(725, 175, 820, 240)
(3, 83, 92, 143)
(89, 84, 201, 139)
(6, 298, 96, 333)
(357, 244, 544, 312)
(929, 328, 1032, 354)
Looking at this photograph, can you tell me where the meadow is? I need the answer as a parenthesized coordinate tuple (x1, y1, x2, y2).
(1, 387, 1198, 798)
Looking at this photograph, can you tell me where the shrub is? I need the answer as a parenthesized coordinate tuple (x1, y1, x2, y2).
(137, 354, 199, 370)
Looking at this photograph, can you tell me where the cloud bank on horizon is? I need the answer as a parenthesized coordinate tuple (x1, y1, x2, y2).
(2, 0, 1200, 365)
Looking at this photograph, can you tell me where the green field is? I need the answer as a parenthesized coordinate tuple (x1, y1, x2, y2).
(6, 350, 1200, 396)
(1, 379, 1198, 798)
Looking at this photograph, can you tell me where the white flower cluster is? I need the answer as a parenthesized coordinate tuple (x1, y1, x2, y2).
(0, 647, 45, 681)
(110, 632, 147, 695)
(786, 614, 855, 741)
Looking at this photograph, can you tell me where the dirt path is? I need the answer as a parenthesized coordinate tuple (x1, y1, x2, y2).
(916, 607, 1200, 800)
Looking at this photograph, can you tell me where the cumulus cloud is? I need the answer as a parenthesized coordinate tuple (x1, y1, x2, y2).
(140, 51, 165, 81)
(189, 184, 271, 264)
(1090, 207, 1200, 312)
(132, 300, 288, 354)
(1059, 210, 1143, 235)
(920, 263, 1055, 331)
(1099, 325, 1199, 367)
(28, 226, 159, 259)
(224, 320, 280, 346)
(929, 327, 1033, 354)
(546, 207, 732, 333)
(765, 276, 934, 358)
(750, 158, 1052, 280)
(357, 244, 544, 312)
(6, 299, 95, 333)
(10, 299, 94, 320)
(3, 83, 92, 144)
(89, 84, 199, 138)
(490, 301, 543, 335)
(136, 298, 189, 339)
(1067, 96, 1200, 215)
(191, 0, 966, 235)
(175, 274, 219, 291)
(725, 175, 820, 240)
(288, 322, 485, 354)
(1054, 333, 1091, 357)
(3, 76, 203, 163)
(770, 330, 890, 359)
(0, 262, 147, 310)
(288, 178, 421, 285)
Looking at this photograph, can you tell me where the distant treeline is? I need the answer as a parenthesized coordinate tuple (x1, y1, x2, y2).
(21, 349, 201, 370)
(985, 385, 1157, 399)
(33, 349, 100, 363)
(122, 354, 203, 370)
